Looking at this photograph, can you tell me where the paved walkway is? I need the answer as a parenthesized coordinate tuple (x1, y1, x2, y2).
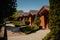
(8, 29, 50, 40)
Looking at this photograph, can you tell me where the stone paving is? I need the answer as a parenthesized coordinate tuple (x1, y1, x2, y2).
(8, 29, 50, 40)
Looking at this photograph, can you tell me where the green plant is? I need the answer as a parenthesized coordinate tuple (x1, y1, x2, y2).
(32, 24, 39, 30)
(25, 20, 30, 25)
(43, 0, 60, 40)
(20, 25, 32, 34)
(15, 24, 20, 27)
(12, 21, 21, 27)
(0, 0, 16, 22)
(30, 24, 40, 33)
(34, 15, 40, 26)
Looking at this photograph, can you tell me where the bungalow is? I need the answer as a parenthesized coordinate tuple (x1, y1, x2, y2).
(18, 6, 49, 29)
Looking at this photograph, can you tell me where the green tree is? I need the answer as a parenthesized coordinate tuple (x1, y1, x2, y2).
(5, 11, 22, 21)
(0, 0, 16, 23)
(34, 15, 40, 26)
(25, 18, 30, 25)
(0, 0, 16, 39)
(7, 12, 18, 21)
(43, 0, 60, 40)
(49, 0, 60, 40)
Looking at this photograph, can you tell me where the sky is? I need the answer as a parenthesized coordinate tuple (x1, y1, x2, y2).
(17, 0, 49, 12)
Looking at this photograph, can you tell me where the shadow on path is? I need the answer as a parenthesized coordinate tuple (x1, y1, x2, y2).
(0, 26, 8, 40)
(3, 26, 8, 40)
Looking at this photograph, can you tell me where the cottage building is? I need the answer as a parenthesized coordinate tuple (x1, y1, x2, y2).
(18, 6, 49, 29)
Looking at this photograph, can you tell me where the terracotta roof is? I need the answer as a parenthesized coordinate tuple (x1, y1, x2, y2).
(19, 13, 24, 17)
(19, 10, 39, 17)
(29, 10, 39, 15)
(19, 6, 49, 17)
(38, 6, 49, 15)
(19, 12, 29, 17)
(23, 12, 29, 16)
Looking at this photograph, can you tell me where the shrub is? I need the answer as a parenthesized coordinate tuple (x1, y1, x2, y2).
(20, 25, 32, 34)
(32, 25, 39, 30)
(12, 21, 21, 27)
(20, 25, 42, 34)
(25, 20, 30, 25)
(43, 0, 60, 40)
(15, 24, 20, 27)
(30, 24, 41, 33)
(34, 15, 40, 26)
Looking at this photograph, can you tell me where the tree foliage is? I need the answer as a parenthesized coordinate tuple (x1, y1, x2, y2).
(11, 11, 22, 18)
(6, 12, 18, 21)
(25, 18, 30, 25)
(0, 0, 16, 23)
(49, 0, 60, 40)
(34, 15, 40, 26)
(43, 0, 60, 40)
(0, 0, 16, 39)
